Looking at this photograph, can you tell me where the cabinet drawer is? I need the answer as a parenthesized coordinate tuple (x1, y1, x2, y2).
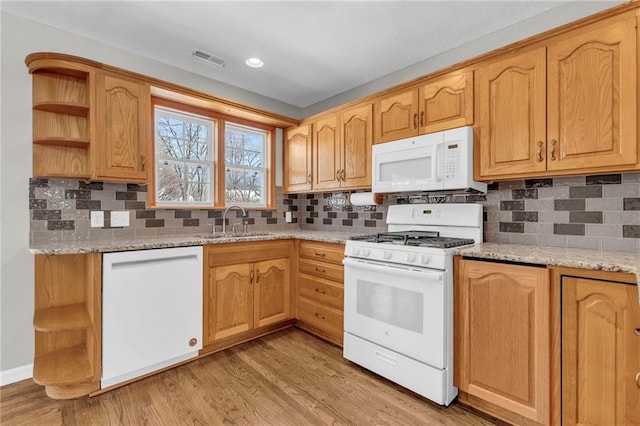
(298, 241, 344, 265)
(298, 274, 344, 311)
(298, 298, 343, 340)
(298, 258, 343, 282)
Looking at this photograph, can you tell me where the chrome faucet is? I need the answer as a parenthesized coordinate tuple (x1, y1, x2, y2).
(222, 205, 247, 234)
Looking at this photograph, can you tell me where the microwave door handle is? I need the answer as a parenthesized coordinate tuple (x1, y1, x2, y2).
(434, 143, 443, 182)
(343, 257, 444, 282)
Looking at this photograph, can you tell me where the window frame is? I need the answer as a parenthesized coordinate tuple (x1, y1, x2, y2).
(150, 96, 276, 209)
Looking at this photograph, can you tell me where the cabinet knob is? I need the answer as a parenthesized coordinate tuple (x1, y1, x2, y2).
(315, 288, 326, 294)
(140, 155, 146, 171)
(315, 312, 325, 320)
(550, 140, 557, 161)
(315, 267, 326, 274)
(636, 372, 640, 388)
(536, 141, 544, 162)
(634, 328, 640, 336)
(189, 338, 198, 347)
(315, 251, 326, 257)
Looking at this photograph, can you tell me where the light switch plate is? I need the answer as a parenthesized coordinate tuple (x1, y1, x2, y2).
(285, 211, 293, 223)
(90, 211, 104, 228)
(111, 211, 130, 227)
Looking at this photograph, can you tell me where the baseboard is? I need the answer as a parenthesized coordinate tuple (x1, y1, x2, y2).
(0, 364, 33, 386)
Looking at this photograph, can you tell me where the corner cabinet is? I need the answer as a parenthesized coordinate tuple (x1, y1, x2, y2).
(203, 240, 294, 351)
(94, 72, 150, 182)
(26, 53, 150, 183)
(455, 258, 550, 425)
(561, 273, 640, 425)
(477, 12, 638, 180)
(32, 254, 102, 399)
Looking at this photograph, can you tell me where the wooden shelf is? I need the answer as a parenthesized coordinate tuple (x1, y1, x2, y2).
(34, 303, 91, 332)
(33, 345, 93, 386)
(33, 102, 89, 116)
(33, 137, 90, 148)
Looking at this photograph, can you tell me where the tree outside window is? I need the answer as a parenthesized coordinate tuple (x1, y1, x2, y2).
(225, 123, 267, 207)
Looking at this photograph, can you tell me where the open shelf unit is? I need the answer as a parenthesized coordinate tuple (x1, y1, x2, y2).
(33, 253, 102, 399)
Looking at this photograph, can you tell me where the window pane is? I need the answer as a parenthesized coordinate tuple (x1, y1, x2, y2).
(225, 168, 265, 205)
(157, 161, 211, 204)
(155, 107, 215, 206)
(225, 124, 265, 167)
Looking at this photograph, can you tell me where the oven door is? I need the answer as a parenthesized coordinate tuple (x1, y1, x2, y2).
(343, 257, 446, 369)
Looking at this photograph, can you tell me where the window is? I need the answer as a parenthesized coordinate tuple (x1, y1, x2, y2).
(155, 107, 215, 206)
(225, 123, 268, 207)
(152, 98, 275, 209)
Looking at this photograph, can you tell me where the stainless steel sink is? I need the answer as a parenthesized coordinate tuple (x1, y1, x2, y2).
(199, 232, 273, 239)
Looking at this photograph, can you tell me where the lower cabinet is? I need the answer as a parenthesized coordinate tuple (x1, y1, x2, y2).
(203, 240, 294, 350)
(295, 240, 345, 346)
(455, 258, 551, 425)
(561, 274, 640, 426)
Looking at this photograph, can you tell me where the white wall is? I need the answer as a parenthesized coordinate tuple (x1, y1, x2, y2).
(0, 0, 623, 379)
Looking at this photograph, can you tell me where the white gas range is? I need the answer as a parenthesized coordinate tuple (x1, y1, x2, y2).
(342, 203, 483, 406)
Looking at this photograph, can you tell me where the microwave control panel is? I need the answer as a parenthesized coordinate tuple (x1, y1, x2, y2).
(444, 143, 461, 180)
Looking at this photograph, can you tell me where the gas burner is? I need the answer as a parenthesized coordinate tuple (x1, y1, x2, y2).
(406, 237, 476, 248)
(349, 232, 475, 249)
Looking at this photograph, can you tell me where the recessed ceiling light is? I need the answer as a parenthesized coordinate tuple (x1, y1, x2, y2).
(245, 57, 264, 68)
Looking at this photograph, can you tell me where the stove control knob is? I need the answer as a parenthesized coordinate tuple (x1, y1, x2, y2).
(362, 249, 371, 257)
(407, 254, 416, 263)
(351, 247, 361, 256)
(383, 251, 392, 260)
(419, 255, 431, 265)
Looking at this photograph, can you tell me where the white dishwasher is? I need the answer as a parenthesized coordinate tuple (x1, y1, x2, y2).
(102, 246, 203, 388)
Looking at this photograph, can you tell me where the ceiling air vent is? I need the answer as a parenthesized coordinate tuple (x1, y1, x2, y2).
(192, 49, 226, 69)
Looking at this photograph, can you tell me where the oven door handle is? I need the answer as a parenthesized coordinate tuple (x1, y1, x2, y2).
(342, 257, 444, 282)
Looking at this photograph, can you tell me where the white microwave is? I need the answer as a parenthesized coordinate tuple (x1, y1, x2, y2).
(372, 126, 487, 194)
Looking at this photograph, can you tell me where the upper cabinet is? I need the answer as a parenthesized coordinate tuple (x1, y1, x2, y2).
(374, 70, 474, 144)
(285, 103, 372, 193)
(94, 72, 150, 182)
(477, 12, 638, 180)
(27, 54, 151, 183)
(284, 124, 313, 193)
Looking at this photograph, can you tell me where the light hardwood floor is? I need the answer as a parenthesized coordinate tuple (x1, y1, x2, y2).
(1, 328, 501, 425)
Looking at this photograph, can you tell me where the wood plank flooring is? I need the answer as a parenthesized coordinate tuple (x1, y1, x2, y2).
(1, 328, 501, 425)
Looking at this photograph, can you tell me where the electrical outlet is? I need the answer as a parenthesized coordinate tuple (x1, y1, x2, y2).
(285, 211, 293, 223)
(111, 211, 130, 227)
(90, 211, 104, 228)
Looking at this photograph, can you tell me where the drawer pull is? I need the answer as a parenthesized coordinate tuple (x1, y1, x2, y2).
(634, 328, 640, 336)
(315, 312, 325, 320)
(536, 141, 544, 162)
(550, 139, 557, 161)
(315, 252, 326, 257)
(315, 267, 326, 274)
(315, 288, 326, 294)
(636, 372, 640, 388)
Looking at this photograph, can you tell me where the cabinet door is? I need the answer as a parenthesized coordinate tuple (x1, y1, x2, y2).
(562, 277, 640, 425)
(341, 104, 372, 189)
(456, 260, 550, 424)
(254, 258, 290, 328)
(547, 15, 637, 172)
(477, 48, 547, 179)
(206, 263, 252, 344)
(95, 72, 150, 182)
(312, 116, 341, 191)
(374, 88, 419, 143)
(420, 70, 473, 134)
(284, 125, 312, 192)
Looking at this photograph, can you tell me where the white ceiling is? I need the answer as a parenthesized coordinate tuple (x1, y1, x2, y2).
(0, 1, 619, 109)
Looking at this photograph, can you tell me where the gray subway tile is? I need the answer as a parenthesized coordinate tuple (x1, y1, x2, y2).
(586, 198, 622, 211)
(124, 201, 146, 210)
(512, 189, 538, 199)
(554, 223, 585, 236)
(554, 199, 585, 211)
(602, 237, 639, 252)
(183, 218, 199, 227)
(65, 189, 91, 200)
(145, 219, 165, 228)
(79, 181, 104, 190)
(623, 198, 640, 211)
(553, 175, 585, 187)
(622, 172, 640, 183)
(500, 200, 525, 211)
(116, 191, 138, 201)
(586, 174, 621, 185)
(569, 186, 602, 199)
(585, 224, 620, 238)
(47, 220, 74, 231)
(622, 225, 640, 238)
(537, 234, 568, 247)
(499, 222, 524, 233)
(127, 184, 148, 192)
(75, 200, 102, 210)
(33, 210, 61, 220)
(603, 184, 639, 198)
(569, 211, 602, 224)
(524, 178, 553, 188)
(29, 199, 47, 209)
(566, 236, 601, 250)
(513, 211, 538, 222)
(174, 210, 191, 218)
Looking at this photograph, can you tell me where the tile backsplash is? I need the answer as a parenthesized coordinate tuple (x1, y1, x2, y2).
(29, 172, 640, 252)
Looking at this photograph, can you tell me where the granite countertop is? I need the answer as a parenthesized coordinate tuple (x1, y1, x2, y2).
(457, 242, 640, 298)
(29, 230, 357, 255)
